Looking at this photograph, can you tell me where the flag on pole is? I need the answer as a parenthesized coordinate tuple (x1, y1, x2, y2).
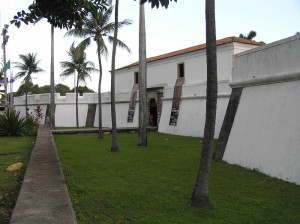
(10, 72, 14, 83)
(10, 71, 14, 93)
(6, 60, 10, 69)
(69, 41, 75, 54)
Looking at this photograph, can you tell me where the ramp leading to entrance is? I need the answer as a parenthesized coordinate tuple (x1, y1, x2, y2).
(10, 125, 76, 224)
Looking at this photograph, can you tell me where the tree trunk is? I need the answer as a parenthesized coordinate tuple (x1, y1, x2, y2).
(25, 76, 29, 117)
(110, 0, 120, 152)
(25, 91, 28, 117)
(50, 24, 55, 129)
(138, 0, 147, 146)
(76, 76, 79, 128)
(190, 0, 217, 209)
(97, 40, 103, 139)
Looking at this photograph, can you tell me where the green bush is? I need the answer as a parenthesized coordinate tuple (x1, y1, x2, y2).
(0, 110, 25, 136)
(21, 115, 38, 136)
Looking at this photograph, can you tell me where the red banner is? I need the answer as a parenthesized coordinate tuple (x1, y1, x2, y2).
(127, 84, 138, 122)
(169, 78, 184, 126)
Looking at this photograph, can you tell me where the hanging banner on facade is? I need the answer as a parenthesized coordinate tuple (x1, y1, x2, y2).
(169, 78, 184, 126)
(127, 84, 138, 122)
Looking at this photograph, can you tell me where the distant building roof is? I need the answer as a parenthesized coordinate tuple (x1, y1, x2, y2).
(117, 37, 264, 70)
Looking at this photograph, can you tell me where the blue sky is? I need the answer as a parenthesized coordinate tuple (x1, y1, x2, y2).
(1, 0, 300, 92)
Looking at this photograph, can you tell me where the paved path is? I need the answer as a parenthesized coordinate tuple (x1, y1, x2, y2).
(10, 125, 76, 224)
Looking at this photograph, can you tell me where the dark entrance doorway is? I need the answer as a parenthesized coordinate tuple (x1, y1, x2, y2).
(149, 98, 157, 126)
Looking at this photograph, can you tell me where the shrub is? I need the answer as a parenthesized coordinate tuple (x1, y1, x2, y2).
(22, 115, 38, 136)
(34, 105, 43, 128)
(0, 110, 25, 136)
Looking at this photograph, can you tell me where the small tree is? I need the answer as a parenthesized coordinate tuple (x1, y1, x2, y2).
(55, 83, 71, 96)
(70, 85, 95, 95)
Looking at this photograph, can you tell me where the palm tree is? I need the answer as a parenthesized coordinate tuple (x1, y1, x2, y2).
(140, 0, 217, 209)
(50, 24, 55, 129)
(60, 48, 98, 127)
(239, 30, 257, 40)
(14, 53, 45, 115)
(190, 0, 217, 208)
(138, 0, 147, 146)
(64, 4, 131, 139)
(110, 0, 120, 152)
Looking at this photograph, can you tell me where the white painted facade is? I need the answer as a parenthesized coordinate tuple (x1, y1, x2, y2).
(115, 38, 261, 137)
(223, 35, 300, 185)
(14, 37, 261, 138)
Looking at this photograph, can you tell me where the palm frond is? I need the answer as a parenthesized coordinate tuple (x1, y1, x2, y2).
(60, 61, 76, 69)
(77, 38, 92, 54)
(65, 27, 93, 38)
(108, 36, 131, 53)
(13, 53, 44, 82)
(118, 19, 133, 28)
(101, 7, 113, 25)
(14, 71, 27, 79)
(60, 68, 76, 79)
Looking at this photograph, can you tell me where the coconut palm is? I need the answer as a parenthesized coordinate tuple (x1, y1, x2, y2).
(190, 0, 218, 209)
(50, 24, 55, 129)
(64, 4, 131, 139)
(139, 0, 218, 208)
(60, 48, 98, 127)
(110, 0, 120, 152)
(138, 0, 147, 146)
(14, 53, 45, 115)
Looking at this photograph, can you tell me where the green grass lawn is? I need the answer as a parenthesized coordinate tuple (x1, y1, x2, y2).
(55, 127, 97, 130)
(0, 137, 35, 223)
(55, 132, 300, 224)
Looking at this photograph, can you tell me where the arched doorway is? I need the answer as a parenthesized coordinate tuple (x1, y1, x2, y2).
(149, 98, 157, 126)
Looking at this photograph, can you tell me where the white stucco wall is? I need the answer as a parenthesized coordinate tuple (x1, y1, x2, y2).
(223, 34, 300, 185)
(113, 42, 257, 138)
(13, 40, 261, 139)
(14, 94, 49, 124)
(14, 93, 97, 127)
(115, 43, 238, 93)
(158, 96, 229, 138)
(224, 81, 300, 184)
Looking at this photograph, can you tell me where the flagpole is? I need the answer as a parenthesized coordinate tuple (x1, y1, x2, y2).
(69, 41, 76, 94)
(74, 71, 76, 93)
(2, 24, 9, 112)
(10, 70, 13, 109)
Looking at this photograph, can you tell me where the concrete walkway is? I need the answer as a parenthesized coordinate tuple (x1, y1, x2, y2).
(10, 125, 76, 224)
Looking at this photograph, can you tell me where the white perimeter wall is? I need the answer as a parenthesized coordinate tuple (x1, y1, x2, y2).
(223, 35, 300, 185)
(13, 41, 260, 139)
(114, 42, 260, 137)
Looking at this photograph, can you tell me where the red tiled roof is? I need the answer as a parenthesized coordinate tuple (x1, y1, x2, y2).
(117, 37, 264, 70)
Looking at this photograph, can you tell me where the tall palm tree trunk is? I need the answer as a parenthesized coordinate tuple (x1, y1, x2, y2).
(25, 91, 28, 116)
(138, 0, 147, 146)
(76, 76, 79, 128)
(110, 0, 120, 152)
(190, 0, 217, 208)
(50, 24, 55, 129)
(25, 77, 29, 116)
(97, 41, 103, 139)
